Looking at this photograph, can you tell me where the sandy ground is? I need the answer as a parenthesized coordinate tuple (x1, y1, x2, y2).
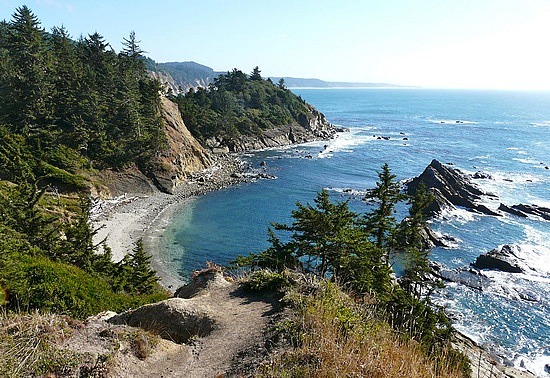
(92, 156, 249, 290)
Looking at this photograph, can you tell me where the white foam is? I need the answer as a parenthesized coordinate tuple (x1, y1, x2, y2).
(530, 120, 550, 127)
(513, 157, 546, 165)
(326, 187, 368, 197)
(439, 207, 478, 223)
(317, 127, 377, 158)
(428, 119, 477, 124)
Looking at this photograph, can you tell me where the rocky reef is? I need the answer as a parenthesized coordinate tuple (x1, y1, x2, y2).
(406, 159, 499, 217)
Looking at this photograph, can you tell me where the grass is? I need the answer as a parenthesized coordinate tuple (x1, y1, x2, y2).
(0, 311, 87, 377)
(259, 280, 468, 378)
(0, 310, 161, 377)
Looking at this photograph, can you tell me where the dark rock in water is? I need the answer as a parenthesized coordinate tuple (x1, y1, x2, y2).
(472, 171, 493, 179)
(544, 363, 550, 374)
(396, 219, 457, 249)
(498, 203, 528, 218)
(430, 262, 490, 291)
(260, 160, 267, 167)
(499, 203, 550, 220)
(421, 224, 459, 248)
(406, 159, 499, 217)
(472, 244, 525, 273)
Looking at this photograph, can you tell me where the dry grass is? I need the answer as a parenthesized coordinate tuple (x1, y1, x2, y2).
(260, 282, 467, 378)
(0, 311, 85, 377)
(0, 310, 161, 377)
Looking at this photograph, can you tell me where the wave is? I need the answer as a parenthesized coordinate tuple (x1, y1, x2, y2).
(530, 120, 550, 127)
(325, 187, 368, 197)
(427, 118, 477, 125)
(513, 157, 547, 165)
(317, 127, 378, 158)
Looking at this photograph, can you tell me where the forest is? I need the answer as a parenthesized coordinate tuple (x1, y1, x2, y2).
(173, 67, 315, 144)
(0, 6, 168, 317)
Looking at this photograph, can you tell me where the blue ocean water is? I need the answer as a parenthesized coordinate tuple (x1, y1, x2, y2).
(158, 89, 550, 376)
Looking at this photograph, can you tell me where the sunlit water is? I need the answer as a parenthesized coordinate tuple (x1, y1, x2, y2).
(158, 89, 550, 376)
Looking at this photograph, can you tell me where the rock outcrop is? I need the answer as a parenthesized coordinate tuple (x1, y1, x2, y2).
(109, 298, 216, 344)
(472, 244, 527, 274)
(175, 265, 231, 299)
(209, 105, 342, 153)
(406, 159, 499, 217)
(147, 97, 213, 193)
(498, 203, 550, 221)
(430, 262, 491, 291)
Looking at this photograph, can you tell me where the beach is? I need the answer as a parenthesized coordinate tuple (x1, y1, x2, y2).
(92, 155, 248, 290)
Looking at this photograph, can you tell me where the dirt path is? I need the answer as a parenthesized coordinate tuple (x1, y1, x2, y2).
(109, 283, 278, 378)
(178, 285, 276, 377)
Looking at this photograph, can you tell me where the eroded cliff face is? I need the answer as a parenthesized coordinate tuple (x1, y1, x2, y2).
(92, 97, 212, 197)
(148, 97, 213, 193)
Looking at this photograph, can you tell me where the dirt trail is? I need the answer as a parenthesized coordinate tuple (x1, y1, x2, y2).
(110, 283, 277, 378)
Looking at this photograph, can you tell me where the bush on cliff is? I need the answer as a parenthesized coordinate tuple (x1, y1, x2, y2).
(259, 280, 470, 378)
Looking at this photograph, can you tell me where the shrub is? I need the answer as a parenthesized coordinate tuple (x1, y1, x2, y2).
(242, 269, 293, 293)
(1, 254, 167, 319)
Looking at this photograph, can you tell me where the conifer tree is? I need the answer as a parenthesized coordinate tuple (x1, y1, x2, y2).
(400, 183, 438, 299)
(126, 239, 159, 294)
(4, 6, 55, 143)
(363, 163, 405, 264)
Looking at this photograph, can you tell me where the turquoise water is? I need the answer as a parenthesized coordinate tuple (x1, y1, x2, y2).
(160, 89, 550, 376)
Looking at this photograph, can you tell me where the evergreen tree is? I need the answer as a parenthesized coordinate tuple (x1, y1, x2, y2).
(363, 163, 405, 264)
(3, 6, 55, 144)
(250, 66, 262, 80)
(125, 239, 159, 294)
(400, 183, 439, 299)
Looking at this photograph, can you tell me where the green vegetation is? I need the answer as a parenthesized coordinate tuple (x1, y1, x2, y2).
(0, 6, 166, 177)
(236, 164, 470, 376)
(0, 6, 167, 319)
(173, 66, 316, 145)
(259, 280, 469, 378)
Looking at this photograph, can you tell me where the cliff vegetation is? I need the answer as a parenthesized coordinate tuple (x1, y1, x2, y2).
(173, 67, 337, 152)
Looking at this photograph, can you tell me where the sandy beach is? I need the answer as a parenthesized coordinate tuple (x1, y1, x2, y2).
(92, 155, 249, 291)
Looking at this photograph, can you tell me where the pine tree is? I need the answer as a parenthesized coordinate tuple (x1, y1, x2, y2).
(400, 183, 438, 299)
(250, 66, 262, 81)
(126, 239, 158, 294)
(363, 163, 405, 264)
(3, 6, 55, 144)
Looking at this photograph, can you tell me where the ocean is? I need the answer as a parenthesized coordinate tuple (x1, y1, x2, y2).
(157, 88, 550, 376)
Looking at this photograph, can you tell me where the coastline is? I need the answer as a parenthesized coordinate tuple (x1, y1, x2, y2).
(92, 154, 249, 290)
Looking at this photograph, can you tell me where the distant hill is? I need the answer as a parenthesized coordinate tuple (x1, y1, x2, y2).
(269, 77, 403, 88)
(145, 60, 402, 92)
(145, 59, 224, 93)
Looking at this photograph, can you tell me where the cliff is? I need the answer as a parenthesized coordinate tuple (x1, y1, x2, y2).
(91, 97, 213, 197)
(148, 97, 213, 193)
(208, 104, 340, 153)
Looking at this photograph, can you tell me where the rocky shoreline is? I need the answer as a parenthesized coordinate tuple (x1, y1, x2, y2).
(92, 154, 254, 289)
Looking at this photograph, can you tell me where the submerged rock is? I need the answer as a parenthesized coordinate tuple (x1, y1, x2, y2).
(406, 159, 499, 217)
(472, 244, 525, 273)
(430, 262, 490, 291)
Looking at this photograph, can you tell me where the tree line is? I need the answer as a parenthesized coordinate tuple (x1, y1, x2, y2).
(0, 6, 167, 318)
(0, 6, 166, 177)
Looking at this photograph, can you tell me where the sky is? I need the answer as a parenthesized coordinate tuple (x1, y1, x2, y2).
(2, 0, 550, 90)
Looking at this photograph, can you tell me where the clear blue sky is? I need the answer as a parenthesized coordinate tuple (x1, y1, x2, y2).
(2, 0, 550, 89)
